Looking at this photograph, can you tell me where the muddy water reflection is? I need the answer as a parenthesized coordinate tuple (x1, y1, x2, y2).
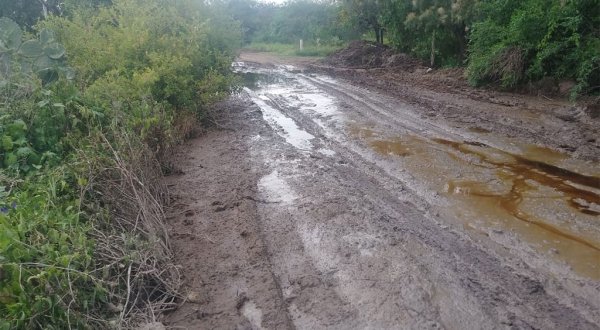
(237, 70, 287, 91)
(520, 145, 568, 163)
(351, 126, 600, 278)
(370, 140, 414, 157)
(434, 138, 600, 216)
(348, 126, 377, 139)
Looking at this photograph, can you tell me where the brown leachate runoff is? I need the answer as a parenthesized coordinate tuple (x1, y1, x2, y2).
(434, 138, 600, 250)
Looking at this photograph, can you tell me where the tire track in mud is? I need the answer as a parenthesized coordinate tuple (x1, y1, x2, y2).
(298, 75, 600, 254)
(308, 66, 600, 163)
(163, 101, 297, 330)
(238, 62, 600, 329)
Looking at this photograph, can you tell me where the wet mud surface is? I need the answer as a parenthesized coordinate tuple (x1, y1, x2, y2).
(166, 54, 600, 329)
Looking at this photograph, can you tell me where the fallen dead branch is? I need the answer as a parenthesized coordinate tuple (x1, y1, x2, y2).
(79, 131, 182, 328)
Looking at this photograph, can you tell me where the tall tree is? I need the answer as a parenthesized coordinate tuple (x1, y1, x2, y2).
(227, 0, 276, 44)
(380, 0, 480, 66)
(341, 0, 385, 44)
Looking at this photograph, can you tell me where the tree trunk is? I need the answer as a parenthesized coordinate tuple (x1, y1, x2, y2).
(373, 25, 385, 44)
(40, 0, 48, 18)
(430, 30, 436, 67)
(455, 22, 467, 61)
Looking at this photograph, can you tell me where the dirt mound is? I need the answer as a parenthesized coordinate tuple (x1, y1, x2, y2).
(324, 40, 422, 70)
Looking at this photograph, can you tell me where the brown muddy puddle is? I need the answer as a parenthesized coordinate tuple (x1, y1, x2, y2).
(370, 139, 415, 157)
(349, 125, 600, 279)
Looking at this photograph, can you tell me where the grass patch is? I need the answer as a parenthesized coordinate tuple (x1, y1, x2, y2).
(244, 42, 343, 57)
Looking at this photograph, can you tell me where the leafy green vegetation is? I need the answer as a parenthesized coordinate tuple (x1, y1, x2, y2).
(0, 0, 240, 327)
(231, 0, 598, 97)
(227, 0, 352, 45)
(467, 0, 599, 96)
(342, 0, 599, 97)
(229, 0, 356, 56)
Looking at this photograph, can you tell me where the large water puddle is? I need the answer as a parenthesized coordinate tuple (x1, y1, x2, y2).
(237, 63, 339, 154)
(350, 125, 600, 279)
(239, 70, 288, 91)
(245, 87, 315, 151)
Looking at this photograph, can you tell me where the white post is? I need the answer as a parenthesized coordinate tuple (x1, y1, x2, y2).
(299, 39, 303, 51)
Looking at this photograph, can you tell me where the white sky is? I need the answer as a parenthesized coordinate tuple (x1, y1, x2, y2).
(258, 0, 288, 4)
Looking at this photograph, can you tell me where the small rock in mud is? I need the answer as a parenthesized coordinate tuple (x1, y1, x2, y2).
(235, 294, 249, 310)
(187, 291, 204, 303)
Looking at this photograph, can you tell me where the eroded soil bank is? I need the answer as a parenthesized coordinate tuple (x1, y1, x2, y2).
(164, 53, 599, 329)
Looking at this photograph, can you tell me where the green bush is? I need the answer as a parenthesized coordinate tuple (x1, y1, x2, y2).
(0, 22, 79, 174)
(0, 168, 105, 329)
(467, 0, 600, 97)
(231, 0, 351, 45)
(45, 0, 240, 116)
(1, 0, 241, 327)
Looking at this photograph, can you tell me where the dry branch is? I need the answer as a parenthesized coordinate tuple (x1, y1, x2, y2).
(78, 130, 182, 328)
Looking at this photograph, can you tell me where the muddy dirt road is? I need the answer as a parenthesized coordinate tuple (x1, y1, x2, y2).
(165, 54, 600, 329)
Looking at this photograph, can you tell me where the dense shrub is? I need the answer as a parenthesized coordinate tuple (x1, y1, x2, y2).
(46, 0, 239, 123)
(0, 0, 241, 327)
(467, 0, 599, 97)
(0, 167, 103, 329)
(229, 0, 356, 47)
(338, 0, 598, 96)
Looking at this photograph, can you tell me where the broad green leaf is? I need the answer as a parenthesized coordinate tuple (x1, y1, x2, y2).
(39, 29, 55, 45)
(13, 137, 27, 146)
(16, 147, 33, 157)
(38, 68, 59, 84)
(7, 120, 27, 138)
(20, 61, 32, 74)
(0, 18, 22, 50)
(44, 43, 66, 60)
(1, 136, 13, 151)
(34, 55, 53, 71)
(3, 153, 17, 167)
(19, 40, 43, 58)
